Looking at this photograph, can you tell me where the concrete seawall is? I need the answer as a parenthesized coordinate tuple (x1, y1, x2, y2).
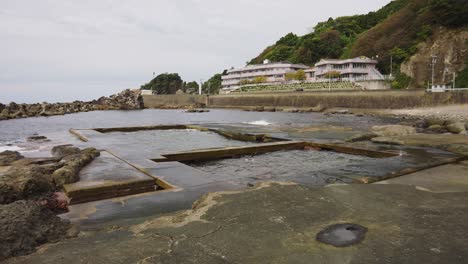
(143, 90, 468, 109)
(142, 94, 207, 108)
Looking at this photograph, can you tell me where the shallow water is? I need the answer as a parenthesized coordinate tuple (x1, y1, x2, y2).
(105, 129, 255, 155)
(0, 109, 398, 148)
(188, 147, 458, 187)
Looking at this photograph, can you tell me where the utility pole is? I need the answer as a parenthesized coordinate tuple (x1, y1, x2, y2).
(431, 55, 437, 88)
(390, 55, 393, 77)
(199, 79, 203, 95)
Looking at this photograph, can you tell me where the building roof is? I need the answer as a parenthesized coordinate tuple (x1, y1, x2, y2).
(227, 62, 309, 74)
(315, 57, 377, 67)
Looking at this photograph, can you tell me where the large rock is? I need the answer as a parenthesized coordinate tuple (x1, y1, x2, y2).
(425, 125, 448, 134)
(345, 132, 379, 143)
(0, 164, 56, 203)
(52, 148, 100, 188)
(0, 151, 24, 166)
(371, 137, 405, 145)
(371, 125, 416, 137)
(446, 122, 466, 134)
(0, 147, 100, 204)
(0, 200, 70, 261)
(51, 145, 81, 158)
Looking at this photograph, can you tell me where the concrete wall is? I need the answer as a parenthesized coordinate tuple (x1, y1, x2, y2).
(143, 94, 207, 108)
(358, 80, 391, 90)
(208, 90, 468, 109)
(142, 91, 468, 110)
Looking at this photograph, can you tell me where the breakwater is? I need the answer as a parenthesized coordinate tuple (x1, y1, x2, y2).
(0, 89, 144, 121)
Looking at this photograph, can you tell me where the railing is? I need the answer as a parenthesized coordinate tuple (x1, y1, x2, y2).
(426, 86, 468, 93)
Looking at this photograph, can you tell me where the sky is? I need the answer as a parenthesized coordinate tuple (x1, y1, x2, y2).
(0, 0, 390, 103)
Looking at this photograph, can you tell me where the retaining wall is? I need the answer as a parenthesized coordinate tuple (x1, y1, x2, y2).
(143, 94, 207, 108)
(143, 90, 468, 110)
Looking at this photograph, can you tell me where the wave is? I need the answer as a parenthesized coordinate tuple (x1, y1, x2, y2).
(243, 120, 273, 126)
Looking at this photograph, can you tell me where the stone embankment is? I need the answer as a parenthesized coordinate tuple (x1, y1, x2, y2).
(0, 89, 144, 121)
(0, 145, 100, 261)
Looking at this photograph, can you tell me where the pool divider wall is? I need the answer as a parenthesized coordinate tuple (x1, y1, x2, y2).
(153, 141, 307, 162)
(91, 124, 279, 143)
(64, 179, 157, 205)
(152, 141, 399, 163)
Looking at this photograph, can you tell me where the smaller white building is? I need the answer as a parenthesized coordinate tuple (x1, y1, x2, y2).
(140, 90, 153, 95)
(307, 57, 384, 81)
(221, 60, 309, 92)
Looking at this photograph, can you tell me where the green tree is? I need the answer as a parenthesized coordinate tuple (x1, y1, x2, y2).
(202, 70, 228, 94)
(295, 70, 306, 81)
(140, 73, 184, 94)
(253, 76, 267, 84)
(324, 71, 341, 79)
(185, 81, 199, 94)
(455, 63, 468, 88)
(285, 72, 296, 81)
(429, 0, 468, 27)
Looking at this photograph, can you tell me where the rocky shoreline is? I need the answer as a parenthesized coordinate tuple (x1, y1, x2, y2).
(0, 145, 100, 261)
(0, 89, 144, 121)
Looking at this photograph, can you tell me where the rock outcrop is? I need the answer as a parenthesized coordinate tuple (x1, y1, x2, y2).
(0, 146, 100, 204)
(401, 27, 468, 88)
(0, 89, 144, 121)
(0, 151, 24, 166)
(371, 125, 417, 137)
(0, 200, 70, 261)
(0, 146, 100, 261)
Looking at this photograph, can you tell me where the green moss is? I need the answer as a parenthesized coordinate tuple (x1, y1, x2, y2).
(391, 72, 412, 89)
(455, 63, 468, 88)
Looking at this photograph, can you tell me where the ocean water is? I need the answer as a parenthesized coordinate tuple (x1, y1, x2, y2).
(0, 109, 397, 150)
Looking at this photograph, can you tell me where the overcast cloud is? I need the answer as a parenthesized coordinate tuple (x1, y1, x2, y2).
(0, 0, 390, 103)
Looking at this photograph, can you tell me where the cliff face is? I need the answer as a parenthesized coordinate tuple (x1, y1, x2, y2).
(401, 27, 468, 88)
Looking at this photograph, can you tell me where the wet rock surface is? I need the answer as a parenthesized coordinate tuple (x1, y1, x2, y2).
(0, 89, 143, 121)
(0, 151, 24, 166)
(371, 125, 416, 137)
(345, 132, 379, 142)
(0, 200, 70, 261)
(0, 146, 100, 203)
(0, 146, 100, 261)
(7, 183, 468, 264)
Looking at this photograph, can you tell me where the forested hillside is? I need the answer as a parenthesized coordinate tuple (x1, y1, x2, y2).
(249, 0, 468, 88)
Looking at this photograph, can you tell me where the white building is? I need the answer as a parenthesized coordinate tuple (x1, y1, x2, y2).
(220, 57, 386, 93)
(306, 57, 384, 81)
(221, 60, 309, 92)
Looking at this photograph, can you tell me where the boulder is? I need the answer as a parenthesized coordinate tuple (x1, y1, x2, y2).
(446, 122, 466, 134)
(0, 164, 56, 202)
(51, 145, 81, 158)
(345, 133, 379, 143)
(371, 125, 416, 137)
(425, 117, 445, 127)
(0, 151, 24, 166)
(371, 137, 405, 145)
(27, 135, 49, 142)
(425, 125, 448, 134)
(52, 148, 100, 188)
(445, 144, 468, 156)
(0, 200, 70, 261)
(311, 104, 326, 112)
(328, 109, 349, 114)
